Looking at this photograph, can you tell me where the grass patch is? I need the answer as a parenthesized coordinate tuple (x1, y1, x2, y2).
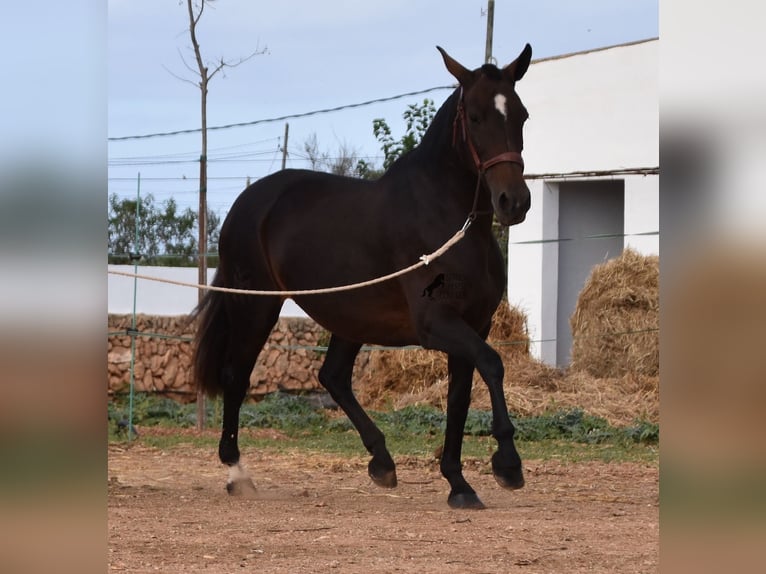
(109, 392, 658, 464)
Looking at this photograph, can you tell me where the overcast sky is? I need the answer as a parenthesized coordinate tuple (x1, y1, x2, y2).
(108, 1, 658, 217)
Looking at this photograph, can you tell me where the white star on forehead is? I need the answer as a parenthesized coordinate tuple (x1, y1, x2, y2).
(494, 94, 507, 119)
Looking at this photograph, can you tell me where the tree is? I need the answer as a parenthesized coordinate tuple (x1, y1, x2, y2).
(372, 98, 437, 169)
(108, 193, 220, 267)
(167, 0, 266, 273)
(171, 0, 267, 426)
(300, 99, 437, 181)
(302, 133, 364, 177)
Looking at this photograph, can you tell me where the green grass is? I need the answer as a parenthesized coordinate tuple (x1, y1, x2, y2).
(109, 392, 658, 464)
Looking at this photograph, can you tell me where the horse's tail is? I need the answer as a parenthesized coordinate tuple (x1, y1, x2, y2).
(192, 271, 228, 397)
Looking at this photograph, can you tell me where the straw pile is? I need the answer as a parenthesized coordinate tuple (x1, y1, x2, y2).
(386, 351, 658, 426)
(497, 361, 659, 425)
(569, 248, 659, 378)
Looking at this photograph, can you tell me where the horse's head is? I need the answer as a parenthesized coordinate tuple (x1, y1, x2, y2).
(437, 44, 533, 226)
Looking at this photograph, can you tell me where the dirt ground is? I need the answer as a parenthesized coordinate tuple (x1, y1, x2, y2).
(108, 432, 658, 573)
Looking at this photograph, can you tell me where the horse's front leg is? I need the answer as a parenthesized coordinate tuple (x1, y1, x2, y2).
(474, 341, 524, 491)
(219, 364, 257, 496)
(442, 354, 485, 509)
(419, 310, 524, 504)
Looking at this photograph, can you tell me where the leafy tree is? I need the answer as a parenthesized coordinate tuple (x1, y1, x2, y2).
(108, 193, 220, 266)
(301, 99, 437, 180)
(372, 98, 437, 170)
(353, 157, 383, 180)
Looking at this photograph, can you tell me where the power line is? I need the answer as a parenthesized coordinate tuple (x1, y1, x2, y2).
(109, 145, 282, 165)
(108, 85, 455, 142)
(107, 136, 282, 162)
(109, 176, 250, 181)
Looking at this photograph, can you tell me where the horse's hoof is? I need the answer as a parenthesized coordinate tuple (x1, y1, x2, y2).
(493, 467, 525, 490)
(226, 477, 257, 497)
(369, 468, 398, 489)
(448, 491, 486, 510)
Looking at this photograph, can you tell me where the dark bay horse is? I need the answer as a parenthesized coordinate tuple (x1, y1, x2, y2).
(194, 44, 533, 509)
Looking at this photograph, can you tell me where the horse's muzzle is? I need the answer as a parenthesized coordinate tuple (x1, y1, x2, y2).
(493, 185, 531, 226)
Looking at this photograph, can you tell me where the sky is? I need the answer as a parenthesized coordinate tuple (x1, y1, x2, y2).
(108, 0, 658, 219)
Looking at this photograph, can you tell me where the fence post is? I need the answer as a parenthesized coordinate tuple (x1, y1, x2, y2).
(127, 172, 141, 441)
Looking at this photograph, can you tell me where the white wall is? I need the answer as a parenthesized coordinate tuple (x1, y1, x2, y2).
(518, 40, 658, 175)
(107, 265, 307, 317)
(507, 40, 658, 364)
(507, 180, 559, 364)
(624, 175, 660, 255)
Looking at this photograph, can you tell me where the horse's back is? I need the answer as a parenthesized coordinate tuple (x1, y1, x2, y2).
(225, 168, 380, 222)
(217, 169, 416, 343)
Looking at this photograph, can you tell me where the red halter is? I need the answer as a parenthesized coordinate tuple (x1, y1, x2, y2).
(452, 88, 525, 173)
(452, 88, 525, 222)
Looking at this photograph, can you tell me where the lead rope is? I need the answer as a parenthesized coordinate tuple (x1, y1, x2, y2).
(107, 215, 473, 296)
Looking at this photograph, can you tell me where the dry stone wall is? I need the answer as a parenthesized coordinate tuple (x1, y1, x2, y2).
(107, 314, 365, 400)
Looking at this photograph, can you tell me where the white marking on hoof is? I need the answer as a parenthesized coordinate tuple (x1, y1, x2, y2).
(227, 462, 249, 483)
(494, 93, 507, 119)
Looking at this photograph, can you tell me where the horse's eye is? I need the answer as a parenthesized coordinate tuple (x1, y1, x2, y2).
(468, 113, 480, 124)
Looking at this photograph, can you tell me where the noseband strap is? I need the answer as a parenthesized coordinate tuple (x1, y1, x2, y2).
(453, 89, 525, 173)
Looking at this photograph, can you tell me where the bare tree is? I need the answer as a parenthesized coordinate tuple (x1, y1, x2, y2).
(302, 133, 363, 177)
(169, 0, 267, 429)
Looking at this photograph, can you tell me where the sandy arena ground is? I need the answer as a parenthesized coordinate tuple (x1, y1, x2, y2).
(109, 435, 658, 573)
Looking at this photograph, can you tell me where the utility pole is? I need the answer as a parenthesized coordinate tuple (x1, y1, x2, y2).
(281, 123, 289, 170)
(484, 0, 495, 64)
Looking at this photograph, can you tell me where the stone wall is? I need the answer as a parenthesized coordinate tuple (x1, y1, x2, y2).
(107, 314, 359, 400)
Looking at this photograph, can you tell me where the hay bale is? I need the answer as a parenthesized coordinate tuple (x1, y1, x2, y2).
(488, 299, 530, 355)
(570, 248, 659, 378)
(357, 346, 447, 410)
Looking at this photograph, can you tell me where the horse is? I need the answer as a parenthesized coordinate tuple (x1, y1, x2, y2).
(193, 43, 533, 509)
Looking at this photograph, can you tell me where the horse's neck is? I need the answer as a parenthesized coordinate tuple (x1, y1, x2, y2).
(373, 90, 494, 236)
(390, 95, 463, 183)
(414, 91, 462, 166)
(402, 94, 492, 222)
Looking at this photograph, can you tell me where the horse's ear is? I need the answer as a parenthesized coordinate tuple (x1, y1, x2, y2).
(504, 43, 532, 82)
(437, 46, 475, 86)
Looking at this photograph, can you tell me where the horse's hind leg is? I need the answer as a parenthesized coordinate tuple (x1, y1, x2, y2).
(318, 334, 397, 488)
(219, 297, 281, 496)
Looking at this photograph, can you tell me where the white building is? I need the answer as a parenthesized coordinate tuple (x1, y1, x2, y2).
(508, 38, 658, 367)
